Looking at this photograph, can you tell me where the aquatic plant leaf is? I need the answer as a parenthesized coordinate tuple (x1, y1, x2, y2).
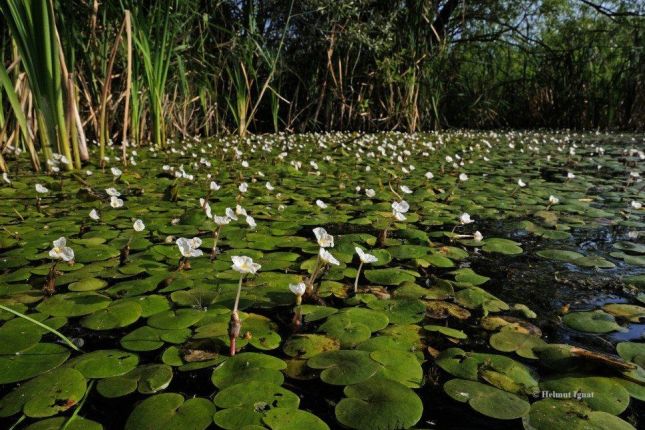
(523, 399, 635, 430)
(335, 376, 422, 430)
(444, 378, 530, 420)
(540, 376, 630, 415)
(563, 310, 626, 334)
(67, 349, 139, 378)
(0, 343, 70, 384)
(0, 368, 86, 418)
(124, 393, 214, 430)
(211, 352, 286, 389)
(307, 350, 380, 385)
(97, 364, 173, 398)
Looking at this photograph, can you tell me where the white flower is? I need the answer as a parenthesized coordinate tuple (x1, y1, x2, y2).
(266, 182, 274, 191)
(133, 219, 145, 232)
(236, 205, 247, 216)
(245, 215, 256, 229)
(241, 160, 249, 168)
(316, 199, 328, 209)
(176, 237, 204, 258)
(289, 282, 306, 296)
(425, 171, 434, 180)
(355, 247, 378, 264)
(391, 200, 409, 221)
(49, 237, 74, 262)
(473, 231, 483, 242)
(110, 196, 124, 208)
(567, 172, 575, 179)
(111, 167, 122, 177)
(391, 200, 410, 214)
(548, 195, 559, 205)
(400, 185, 413, 194)
(89, 209, 100, 220)
(2, 173, 10, 184)
(319, 248, 340, 266)
(459, 173, 469, 181)
(313, 227, 334, 248)
(225, 207, 238, 221)
(238, 182, 248, 193)
(231, 255, 261, 274)
(213, 215, 231, 225)
(365, 188, 375, 198)
(105, 187, 121, 197)
(517, 179, 526, 187)
(35, 184, 49, 194)
(459, 213, 474, 224)
(631, 201, 642, 209)
(210, 181, 220, 191)
(86, 170, 93, 176)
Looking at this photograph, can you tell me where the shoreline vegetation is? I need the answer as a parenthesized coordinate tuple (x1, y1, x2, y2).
(0, 1, 644, 173)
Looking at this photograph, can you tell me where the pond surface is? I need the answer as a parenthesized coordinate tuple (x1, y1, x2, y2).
(0, 131, 643, 430)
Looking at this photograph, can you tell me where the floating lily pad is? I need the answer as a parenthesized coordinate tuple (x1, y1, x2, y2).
(124, 393, 215, 430)
(213, 381, 300, 409)
(370, 350, 423, 388)
(263, 408, 330, 430)
(307, 350, 380, 385)
(540, 376, 630, 415)
(80, 301, 142, 330)
(424, 324, 468, 340)
(364, 268, 417, 286)
(489, 330, 546, 359)
(523, 399, 635, 430)
(23, 417, 103, 430)
(67, 349, 139, 378)
(444, 378, 530, 420)
(283, 334, 340, 359)
(602, 303, 645, 322)
(0, 343, 70, 384)
(97, 364, 173, 398)
(36, 292, 112, 317)
(563, 310, 627, 334)
(0, 368, 86, 418)
(211, 352, 286, 389)
(335, 376, 422, 430)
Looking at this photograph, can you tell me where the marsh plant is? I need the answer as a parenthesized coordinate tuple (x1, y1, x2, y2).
(229, 256, 261, 356)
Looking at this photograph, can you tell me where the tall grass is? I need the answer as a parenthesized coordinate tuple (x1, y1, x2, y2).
(0, 0, 78, 170)
(131, 1, 177, 149)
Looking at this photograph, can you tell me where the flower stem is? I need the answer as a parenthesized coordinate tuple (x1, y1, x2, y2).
(0, 304, 81, 352)
(354, 261, 364, 294)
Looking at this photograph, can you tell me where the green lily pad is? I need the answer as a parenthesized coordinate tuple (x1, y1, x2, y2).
(424, 324, 468, 340)
(0, 368, 86, 418)
(97, 364, 173, 397)
(523, 399, 635, 430)
(444, 378, 530, 420)
(283, 334, 340, 359)
(124, 393, 215, 430)
(616, 342, 645, 368)
(366, 299, 425, 324)
(211, 352, 287, 389)
(0, 343, 70, 384)
(23, 417, 103, 430)
(489, 330, 547, 359)
(147, 308, 205, 329)
(540, 376, 630, 415)
(307, 350, 380, 385)
(370, 350, 423, 388)
(213, 381, 300, 409)
(335, 376, 423, 430)
(482, 238, 523, 255)
(36, 292, 112, 317)
(563, 310, 627, 333)
(80, 301, 142, 330)
(263, 408, 330, 430)
(364, 268, 417, 286)
(67, 349, 139, 378)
